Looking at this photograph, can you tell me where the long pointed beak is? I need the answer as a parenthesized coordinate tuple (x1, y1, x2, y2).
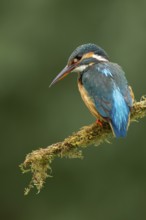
(49, 64, 75, 87)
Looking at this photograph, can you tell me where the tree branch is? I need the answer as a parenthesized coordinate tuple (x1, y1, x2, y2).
(20, 97, 146, 195)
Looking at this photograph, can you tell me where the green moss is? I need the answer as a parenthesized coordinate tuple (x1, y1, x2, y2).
(20, 98, 146, 195)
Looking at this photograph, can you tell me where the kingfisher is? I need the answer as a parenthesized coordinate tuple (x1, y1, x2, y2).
(50, 43, 134, 137)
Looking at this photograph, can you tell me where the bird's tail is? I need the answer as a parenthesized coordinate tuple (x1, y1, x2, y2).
(110, 103, 130, 138)
(110, 116, 130, 138)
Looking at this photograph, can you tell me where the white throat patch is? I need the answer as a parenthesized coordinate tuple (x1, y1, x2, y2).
(73, 65, 88, 73)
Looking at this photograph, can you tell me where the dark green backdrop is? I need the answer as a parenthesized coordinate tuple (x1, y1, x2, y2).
(1, 0, 146, 219)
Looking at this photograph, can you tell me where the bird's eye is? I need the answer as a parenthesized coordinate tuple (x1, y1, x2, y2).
(72, 55, 82, 64)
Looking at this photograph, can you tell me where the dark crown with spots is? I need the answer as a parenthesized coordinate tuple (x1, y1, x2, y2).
(68, 43, 109, 62)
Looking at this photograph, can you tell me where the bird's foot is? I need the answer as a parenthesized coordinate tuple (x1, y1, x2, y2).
(96, 119, 103, 127)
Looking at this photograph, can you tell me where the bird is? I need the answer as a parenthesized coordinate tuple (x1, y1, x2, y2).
(50, 43, 134, 138)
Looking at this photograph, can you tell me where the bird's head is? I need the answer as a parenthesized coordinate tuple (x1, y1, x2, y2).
(50, 43, 109, 87)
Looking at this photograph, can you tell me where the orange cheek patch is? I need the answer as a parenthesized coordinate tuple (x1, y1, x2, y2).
(83, 52, 94, 59)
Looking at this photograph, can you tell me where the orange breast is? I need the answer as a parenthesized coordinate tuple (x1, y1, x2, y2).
(78, 81, 103, 120)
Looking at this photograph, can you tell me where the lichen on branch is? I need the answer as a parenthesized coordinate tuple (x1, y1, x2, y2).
(20, 97, 146, 195)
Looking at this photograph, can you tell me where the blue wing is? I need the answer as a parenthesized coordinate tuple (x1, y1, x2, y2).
(82, 62, 133, 137)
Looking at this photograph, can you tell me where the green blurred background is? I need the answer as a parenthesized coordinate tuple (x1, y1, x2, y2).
(1, 0, 146, 219)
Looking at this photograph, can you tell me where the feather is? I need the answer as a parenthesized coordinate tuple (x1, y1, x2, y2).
(80, 62, 133, 137)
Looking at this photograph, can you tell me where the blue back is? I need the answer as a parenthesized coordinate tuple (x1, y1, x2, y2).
(82, 62, 133, 137)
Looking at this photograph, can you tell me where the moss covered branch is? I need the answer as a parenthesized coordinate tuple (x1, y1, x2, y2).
(20, 97, 146, 195)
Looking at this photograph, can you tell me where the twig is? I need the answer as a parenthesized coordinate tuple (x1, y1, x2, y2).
(20, 97, 146, 195)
